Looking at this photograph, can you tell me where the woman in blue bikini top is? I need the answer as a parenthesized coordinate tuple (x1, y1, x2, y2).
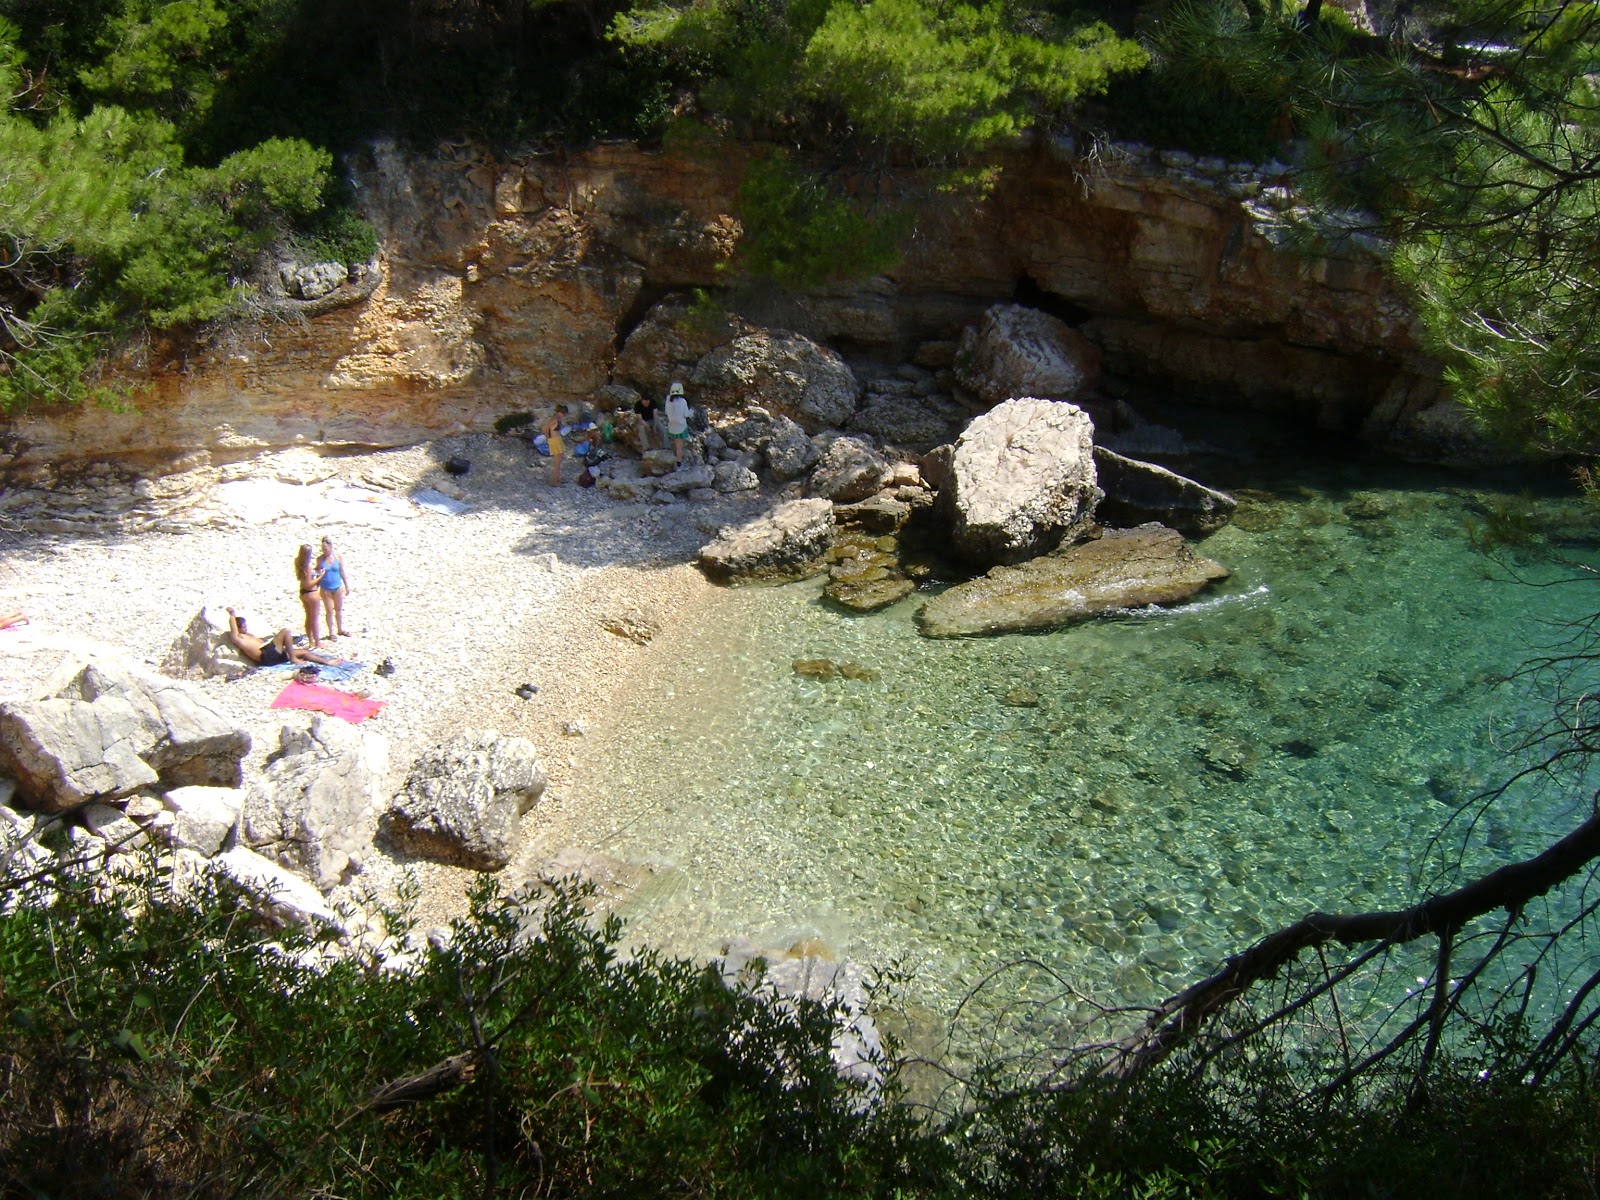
(317, 536, 352, 638)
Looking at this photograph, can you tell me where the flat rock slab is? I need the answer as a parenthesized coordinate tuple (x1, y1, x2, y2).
(916, 523, 1230, 638)
(697, 498, 835, 584)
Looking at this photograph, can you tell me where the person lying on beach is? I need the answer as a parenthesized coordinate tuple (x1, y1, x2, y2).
(225, 607, 343, 668)
(0, 611, 27, 630)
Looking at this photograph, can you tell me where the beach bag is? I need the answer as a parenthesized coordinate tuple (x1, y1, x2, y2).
(577, 466, 596, 488)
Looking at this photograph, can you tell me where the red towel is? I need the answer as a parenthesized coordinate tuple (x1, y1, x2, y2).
(271, 681, 386, 724)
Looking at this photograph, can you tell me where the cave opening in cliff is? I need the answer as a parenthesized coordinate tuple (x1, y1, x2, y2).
(1012, 275, 1094, 327)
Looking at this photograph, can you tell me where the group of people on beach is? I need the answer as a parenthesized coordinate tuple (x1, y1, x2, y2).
(539, 380, 693, 487)
(224, 535, 353, 669)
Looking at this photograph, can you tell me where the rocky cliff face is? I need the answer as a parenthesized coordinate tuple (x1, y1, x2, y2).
(0, 136, 1465, 483)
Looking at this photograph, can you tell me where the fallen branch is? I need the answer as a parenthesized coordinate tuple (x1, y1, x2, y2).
(1104, 808, 1600, 1079)
(343, 1052, 477, 1122)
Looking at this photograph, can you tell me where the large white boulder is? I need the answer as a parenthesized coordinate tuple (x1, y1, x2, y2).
(379, 732, 547, 871)
(241, 717, 389, 892)
(0, 656, 250, 813)
(943, 398, 1102, 567)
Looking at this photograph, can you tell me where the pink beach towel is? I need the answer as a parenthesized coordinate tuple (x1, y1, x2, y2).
(271, 681, 386, 724)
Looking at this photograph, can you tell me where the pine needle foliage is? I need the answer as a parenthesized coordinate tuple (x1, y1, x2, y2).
(1139, 0, 1600, 454)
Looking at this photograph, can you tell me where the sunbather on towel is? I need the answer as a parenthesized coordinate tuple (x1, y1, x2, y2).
(226, 607, 343, 668)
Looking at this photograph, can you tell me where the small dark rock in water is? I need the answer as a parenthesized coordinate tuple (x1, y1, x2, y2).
(838, 662, 880, 682)
(1001, 686, 1040, 708)
(793, 659, 839, 680)
(1279, 738, 1318, 759)
(1088, 789, 1123, 815)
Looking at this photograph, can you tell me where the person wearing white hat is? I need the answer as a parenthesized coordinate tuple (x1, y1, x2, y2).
(664, 380, 692, 465)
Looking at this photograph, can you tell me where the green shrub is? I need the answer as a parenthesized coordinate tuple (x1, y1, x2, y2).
(0, 860, 943, 1198)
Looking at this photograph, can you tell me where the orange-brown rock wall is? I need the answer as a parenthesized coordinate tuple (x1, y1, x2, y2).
(0, 137, 1450, 481)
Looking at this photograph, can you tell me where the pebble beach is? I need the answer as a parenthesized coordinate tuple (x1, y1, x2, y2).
(0, 431, 772, 924)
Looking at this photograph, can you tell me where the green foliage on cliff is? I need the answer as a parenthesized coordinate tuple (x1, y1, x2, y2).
(0, 6, 355, 412)
(614, 0, 1145, 282)
(1140, 0, 1600, 454)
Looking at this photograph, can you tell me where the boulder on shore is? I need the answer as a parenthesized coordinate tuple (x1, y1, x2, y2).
(0, 656, 250, 813)
(241, 716, 389, 892)
(698, 498, 836, 584)
(941, 398, 1102, 567)
(379, 731, 547, 871)
(916, 523, 1230, 637)
(954, 303, 1101, 408)
(694, 331, 862, 432)
(1093, 446, 1236, 537)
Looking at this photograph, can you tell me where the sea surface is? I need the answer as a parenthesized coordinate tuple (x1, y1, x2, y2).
(552, 423, 1600, 1068)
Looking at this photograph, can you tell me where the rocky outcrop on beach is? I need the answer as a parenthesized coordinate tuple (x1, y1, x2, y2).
(916, 523, 1231, 637)
(806, 435, 894, 504)
(379, 731, 547, 871)
(0, 658, 250, 812)
(241, 716, 390, 892)
(698, 497, 837, 584)
(940, 398, 1103, 567)
(953, 303, 1102, 408)
(694, 330, 863, 433)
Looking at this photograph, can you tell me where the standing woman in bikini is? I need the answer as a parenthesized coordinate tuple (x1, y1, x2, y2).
(317, 535, 352, 638)
(295, 544, 324, 647)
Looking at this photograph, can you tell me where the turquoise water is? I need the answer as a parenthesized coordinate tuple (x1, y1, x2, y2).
(552, 448, 1600, 1062)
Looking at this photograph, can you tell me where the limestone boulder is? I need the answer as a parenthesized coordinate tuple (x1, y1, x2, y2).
(209, 846, 344, 930)
(718, 936, 885, 1093)
(848, 395, 961, 447)
(717, 408, 821, 482)
(806, 435, 893, 504)
(162, 607, 253, 678)
(1093, 446, 1237, 537)
(698, 498, 836, 585)
(917, 523, 1230, 637)
(163, 784, 246, 856)
(712, 461, 761, 493)
(943, 398, 1102, 567)
(0, 797, 51, 883)
(954, 303, 1102, 407)
(613, 294, 751, 401)
(379, 732, 547, 871)
(241, 717, 389, 892)
(655, 463, 717, 495)
(693, 331, 862, 432)
(0, 657, 250, 813)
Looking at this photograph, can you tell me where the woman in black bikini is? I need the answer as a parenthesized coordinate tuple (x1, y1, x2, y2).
(225, 608, 342, 668)
(295, 544, 324, 647)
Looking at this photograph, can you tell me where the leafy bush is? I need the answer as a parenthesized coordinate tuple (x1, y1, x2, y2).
(0, 860, 942, 1198)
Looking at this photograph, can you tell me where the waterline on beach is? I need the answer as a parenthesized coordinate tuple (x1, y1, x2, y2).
(544, 457, 1600, 1053)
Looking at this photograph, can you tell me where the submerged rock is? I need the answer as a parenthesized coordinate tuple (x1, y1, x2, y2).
(916, 523, 1230, 637)
(824, 530, 917, 612)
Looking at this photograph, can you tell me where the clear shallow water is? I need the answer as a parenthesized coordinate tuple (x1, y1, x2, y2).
(551, 450, 1600, 1058)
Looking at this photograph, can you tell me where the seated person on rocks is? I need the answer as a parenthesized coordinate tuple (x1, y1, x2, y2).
(226, 607, 343, 668)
